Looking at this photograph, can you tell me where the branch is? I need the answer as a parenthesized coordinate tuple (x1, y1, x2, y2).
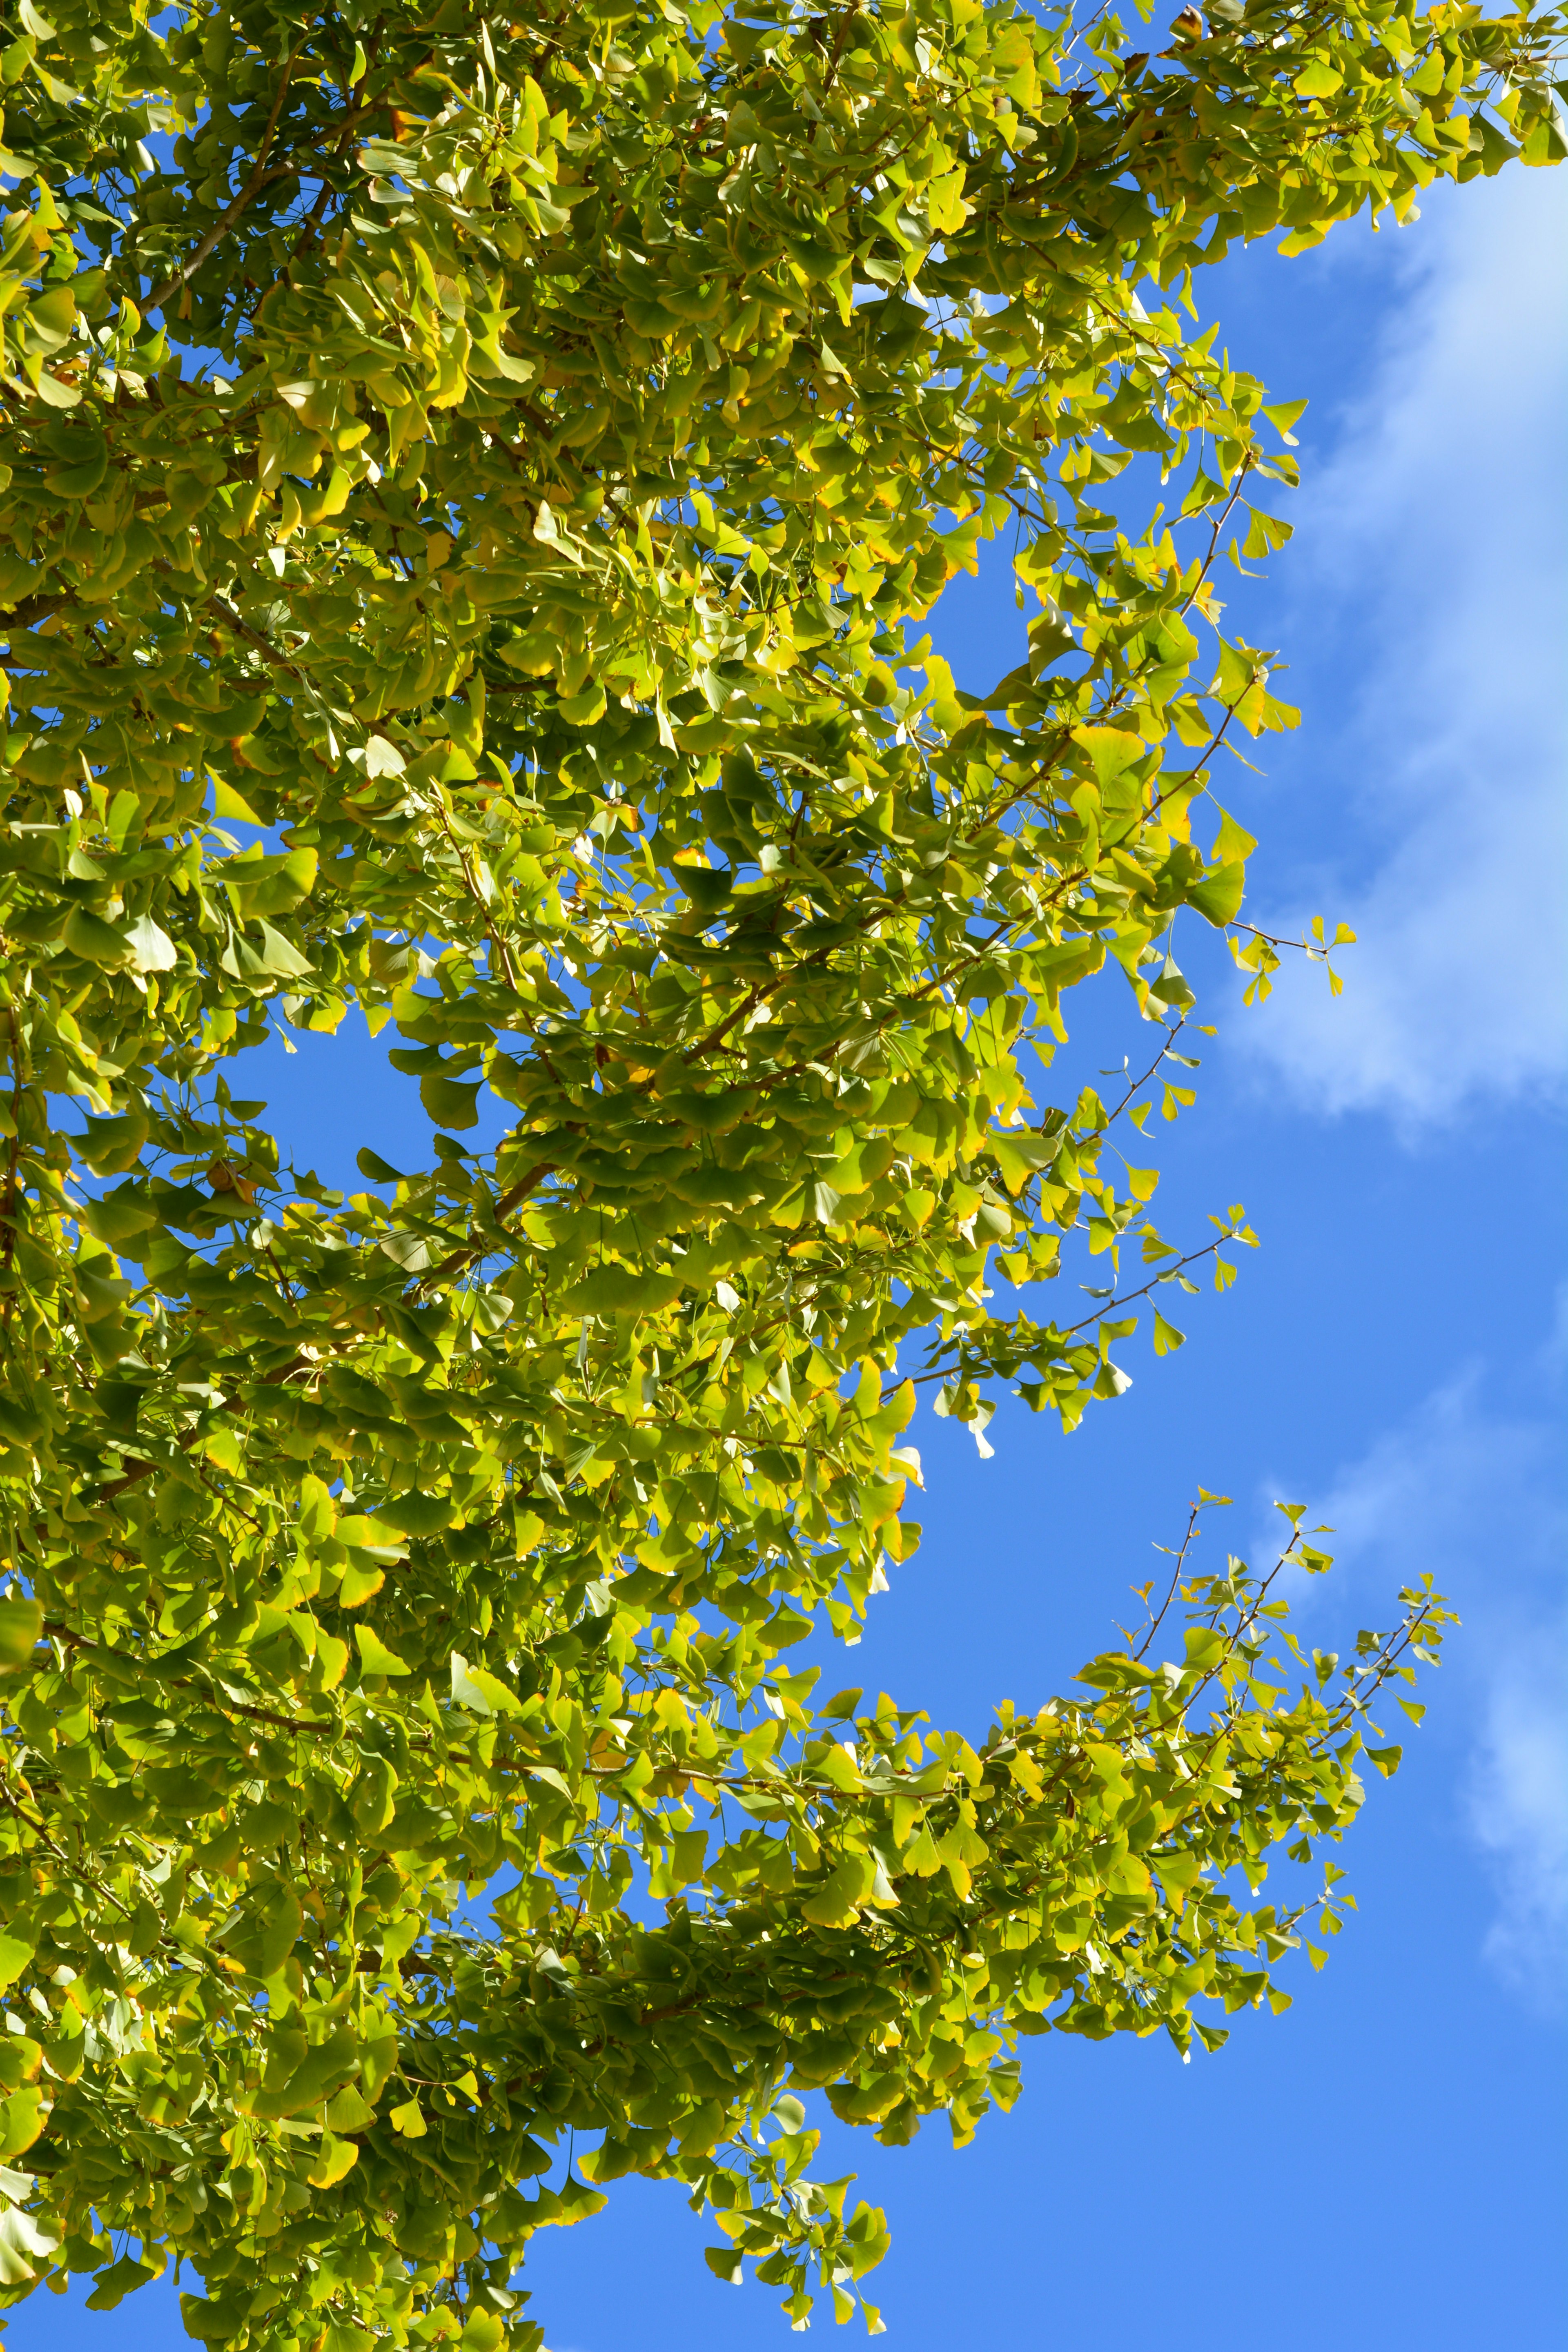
(1131, 1501, 1203, 1663)
(143, 48, 307, 315)
(0, 589, 76, 635)
(416, 1159, 555, 1296)
(44, 1620, 341, 1743)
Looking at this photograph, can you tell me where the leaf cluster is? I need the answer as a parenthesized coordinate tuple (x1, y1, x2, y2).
(0, 0, 1546, 2341)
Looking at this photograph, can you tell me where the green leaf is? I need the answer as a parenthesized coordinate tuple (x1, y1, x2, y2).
(252, 920, 314, 980)
(325, 2085, 377, 2132)
(76, 1111, 149, 1175)
(375, 1492, 453, 1537)
(80, 1185, 157, 1250)
(989, 1130, 1054, 1195)
(1076, 1652, 1151, 1691)
(420, 1073, 482, 1129)
(1069, 724, 1151, 815)
(256, 1889, 303, 1981)
(355, 1627, 412, 1677)
(451, 1651, 521, 1715)
(1188, 863, 1245, 927)
(63, 908, 134, 967)
(813, 1180, 843, 1225)
(211, 778, 264, 824)
(45, 443, 109, 501)
(1262, 397, 1309, 443)
(85, 2254, 160, 2310)
(355, 1146, 407, 1184)
(571, 1263, 682, 1315)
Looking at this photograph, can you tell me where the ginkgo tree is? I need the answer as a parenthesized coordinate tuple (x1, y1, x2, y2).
(0, 0, 1559, 2343)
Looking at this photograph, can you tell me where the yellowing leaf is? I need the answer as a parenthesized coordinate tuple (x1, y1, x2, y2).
(0, 2, 1479, 2318)
(450, 1652, 520, 1715)
(306, 2134, 360, 2188)
(0, 2089, 47, 2162)
(211, 778, 263, 824)
(314, 1630, 349, 1690)
(1211, 806, 1259, 864)
(324, 2085, 376, 2133)
(460, 2314, 506, 2352)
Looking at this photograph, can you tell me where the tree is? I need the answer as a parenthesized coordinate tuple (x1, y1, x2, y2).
(0, 0, 1558, 2342)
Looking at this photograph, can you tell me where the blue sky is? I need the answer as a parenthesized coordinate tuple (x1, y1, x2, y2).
(19, 161, 1566, 2352)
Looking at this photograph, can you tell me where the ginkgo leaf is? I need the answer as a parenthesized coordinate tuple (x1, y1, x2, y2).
(62, 909, 134, 967)
(0, 2194, 58, 2287)
(123, 913, 178, 972)
(307, 2134, 361, 2188)
(363, 735, 406, 778)
(450, 1652, 520, 1715)
(355, 1627, 411, 1677)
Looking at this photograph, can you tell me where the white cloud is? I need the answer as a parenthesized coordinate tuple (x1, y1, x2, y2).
(1289, 1374, 1551, 1581)
(1251, 1369, 1567, 2007)
(1235, 164, 1568, 1125)
(1468, 1632, 1568, 2014)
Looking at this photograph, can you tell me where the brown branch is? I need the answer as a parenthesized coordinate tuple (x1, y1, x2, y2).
(1058, 1229, 1237, 1337)
(199, 584, 309, 681)
(94, 1344, 311, 1503)
(45, 1619, 343, 1741)
(816, 0, 865, 97)
(416, 1159, 555, 1296)
(145, 47, 309, 315)
(0, 1005, 26, 1329)
(0, 589, 75, 636)
(1098, 1014, 1189, 1132)
(1131, 1500, 1204, 1663)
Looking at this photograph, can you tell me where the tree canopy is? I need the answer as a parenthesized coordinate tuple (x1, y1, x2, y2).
(0, 0, 1557, 2344)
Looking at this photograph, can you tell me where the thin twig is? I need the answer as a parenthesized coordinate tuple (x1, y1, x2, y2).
(145, 47, 309, 315)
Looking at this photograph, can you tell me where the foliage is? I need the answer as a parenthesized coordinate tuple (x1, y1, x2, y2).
(0, 0, 1553, 2342)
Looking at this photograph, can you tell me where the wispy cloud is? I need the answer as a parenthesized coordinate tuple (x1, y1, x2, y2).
(1467, 1628, 1568, 2014)
(1287, 1374, 1555, 1594)
(1235, 164, 1568, 1126)
(1252, 1365, 1567, 2007)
